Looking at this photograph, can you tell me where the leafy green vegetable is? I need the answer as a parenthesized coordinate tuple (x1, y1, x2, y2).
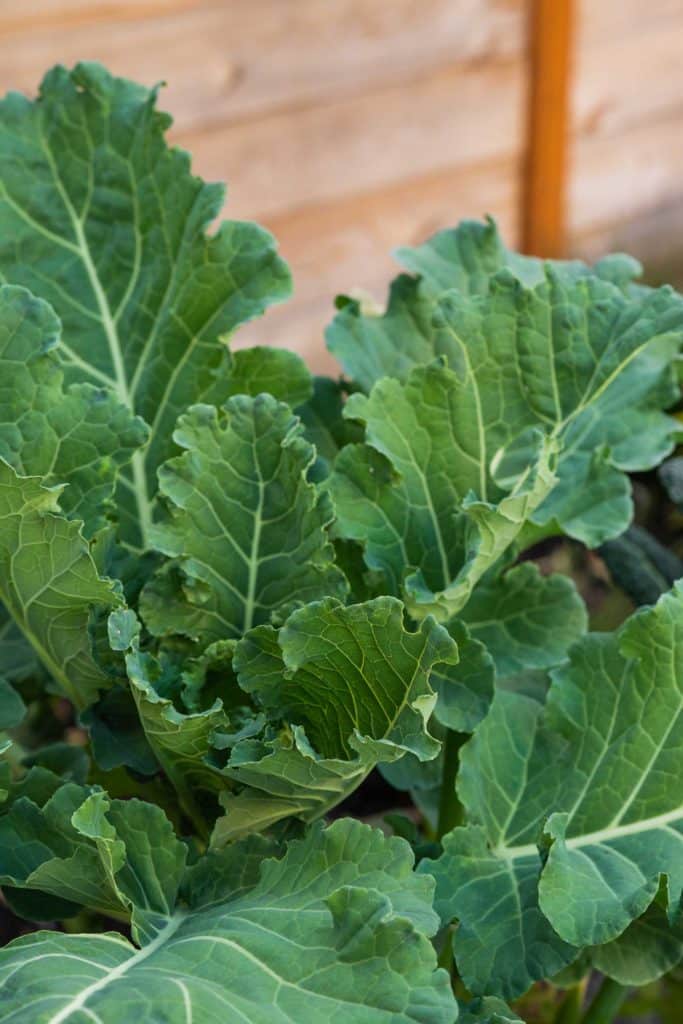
(2, 61, 683, 1024)
(330, 361, 558, 621)
(423, 583, 683, 998)
(144, 394, 346, 642)
(0, 804, 456, 1023)
(0, 461, 118, 707)
(0, 62, 290, 547)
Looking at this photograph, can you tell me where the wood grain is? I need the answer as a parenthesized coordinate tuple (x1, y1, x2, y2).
(237, 155, 520, 368)
(0, 1, 524, 132)
(573, 18, 683, 137)
(180, 58, 523, 221)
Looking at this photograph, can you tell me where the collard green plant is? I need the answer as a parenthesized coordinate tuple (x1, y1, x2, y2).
(0, 64, 682, 1024)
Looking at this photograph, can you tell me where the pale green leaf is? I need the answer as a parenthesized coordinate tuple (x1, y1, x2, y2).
(329, 361, 558, 622)
(0, 285, 148, 537)
(330, 229, 683, 548)
(0, 62, 291, 547)
(215, 596, 457, 840)
(0, 461, 118, 706)
(0, 816, 457, 1024)
(144, 395, 346, 643)
(538, 584, 683, 947)
(422, 582, 683, 997)
(458, 562, 587, 680)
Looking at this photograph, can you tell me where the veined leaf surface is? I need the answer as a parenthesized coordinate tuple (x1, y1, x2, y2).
(329, 361, 558, 621)
(329, 224, 683, 547)
(144, 394, 347, 643)
(0, 63, 291, 546)
(0, 809, 457, 1023)
(422, 583, 683, 998)
(215, 596, 457, 839)
(0, 462, 118, 707)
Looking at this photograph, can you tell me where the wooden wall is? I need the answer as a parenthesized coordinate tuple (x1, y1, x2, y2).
(1, 1, 682, 370)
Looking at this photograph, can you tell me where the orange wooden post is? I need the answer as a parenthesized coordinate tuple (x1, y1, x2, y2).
(522, 0, 576, 257)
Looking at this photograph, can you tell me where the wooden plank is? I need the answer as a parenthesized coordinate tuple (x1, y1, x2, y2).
(522, 0, 575, 257)
(573, 20, 683, 137)
(0, 1, 525, 133)
(571, 198, 683, 281)
(569, 112, 683, 238)
(579, 0, 683, 46)
(0, 0, 195, 34)
(178, 59, 523, 221)
(236, 155, 520, 370)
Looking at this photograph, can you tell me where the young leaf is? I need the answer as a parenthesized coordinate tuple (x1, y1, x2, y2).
(214, 596, 457, 839)
(0, 286, 148, 537)
(457, 562, 587, 681)
(327, 219, 642, 398)
(0, 62, 291, 547)
(0, 815, 457, 1023)
(330, 237, 683, 548)
(422, 582, 683, 998)
(395, 216, 642, 299)
(420, 691, 578, 1000)
(0, 462, 118, 707)
(329, 360, 558, 621)
(0, 782, 186, 941)
(144, 395, 347, 643)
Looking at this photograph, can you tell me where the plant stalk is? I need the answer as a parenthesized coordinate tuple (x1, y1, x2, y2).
(437, 729, 467, 840)
(580, 978, 629, 1024)
(554, 983, 585, 1024)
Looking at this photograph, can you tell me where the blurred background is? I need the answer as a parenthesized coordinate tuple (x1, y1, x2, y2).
(2, 0, 683, 373)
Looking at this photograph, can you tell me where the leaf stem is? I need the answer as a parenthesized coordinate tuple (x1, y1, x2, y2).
(554, 983, 586, 1024)
(580, 978, 629, 1024)
(437, 729, 466, 840)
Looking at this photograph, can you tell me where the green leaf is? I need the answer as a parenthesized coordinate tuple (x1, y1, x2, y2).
(0, 782, 186, 941)
(0, 677, 26, 730)
(143, 395, 347, 643)
(296, 375, 363, 481)
(0, 817, 457, 1023)
(214, 596, 457, 840)
(599, 524, 683, 606)
(457, 562, 587, 681)
(419, 690, 577, 1000)
(0, 285, 148, 537)
(660, 455, 683, 507)
(395, 216, 642, 299)
(423, 582, 683, 997)
(329, 361, 558, 622)
(330, 234, 683, 548)
(591, 899, 683, 986)
(0, 605, 40, 684)
(222, 346, 313, 409)
(328, 219, 644, 394)
(538, 584, 683, 947)
(457, 997, 523, 1024)
(123, 642, 230, 835)
(430, 270, 683, 546)
(0, 62, 291, 547)
(0, 461, 118, 707)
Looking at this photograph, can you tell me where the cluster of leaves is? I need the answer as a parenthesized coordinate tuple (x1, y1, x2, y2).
(0, 64, 682, 1023)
